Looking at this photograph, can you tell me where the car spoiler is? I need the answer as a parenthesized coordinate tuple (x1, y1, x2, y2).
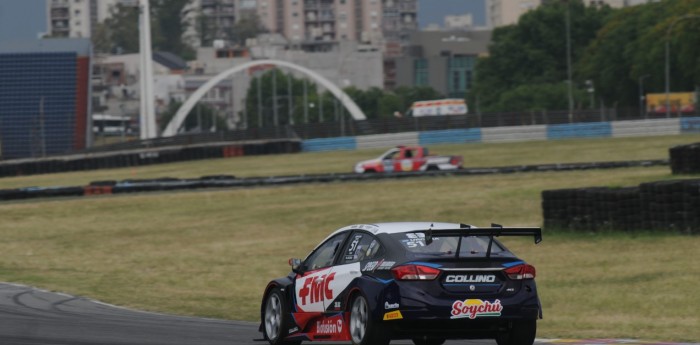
(419, 224, 542, 258)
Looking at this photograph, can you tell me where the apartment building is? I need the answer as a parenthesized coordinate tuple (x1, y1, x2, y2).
(255, 0, 416, 47)
(488, 0, 658, 28)
(46, 0, 127, 38)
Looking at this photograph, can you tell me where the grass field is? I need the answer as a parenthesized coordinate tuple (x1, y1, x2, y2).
(1, 135, 699, 341)
(0, 134, 697, 190)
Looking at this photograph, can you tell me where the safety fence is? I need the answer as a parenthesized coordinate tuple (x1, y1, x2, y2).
(542, 179, 700, 233)
(670, 142, 700, 174)
(302, 117, 700, 152)
(0, 158, 668, 203)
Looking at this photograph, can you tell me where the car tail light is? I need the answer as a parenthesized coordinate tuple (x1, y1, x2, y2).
(450, 156, 462, 166)
(504, 264, 536, 280)
(391, 265, 440, 281)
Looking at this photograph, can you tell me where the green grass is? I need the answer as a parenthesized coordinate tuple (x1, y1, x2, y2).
(1, 165, 699, 341)
(1, 134, 700, 341)
(0, 134, 697, 190)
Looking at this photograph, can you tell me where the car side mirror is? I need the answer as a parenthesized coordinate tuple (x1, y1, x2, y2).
(289, 258, 302, 273)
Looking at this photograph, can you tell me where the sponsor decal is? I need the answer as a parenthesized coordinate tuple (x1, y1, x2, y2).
(362, 260, 396, 272)
(316, 318, 344, 335)
(400, 159, 413, 171)
(385, 302, 400, 309)
(445, 275, 496, 283)
(402, 233, 426, 248)
(288, 327, 299, 334)
(451, 299, 503, 319)
(377, 261, 395, 270)
(334, 301, 341, 310)
(298, 273, 336, 305)
(362, 261, 380, 272)
(383, 310, 403, 320)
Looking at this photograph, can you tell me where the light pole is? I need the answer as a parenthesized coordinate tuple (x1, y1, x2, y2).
(565, 0, 574, 122)
(639, 74, 650, 119)
(665, 14, 700, 118)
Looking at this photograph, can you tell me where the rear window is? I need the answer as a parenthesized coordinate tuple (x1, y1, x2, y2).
(391, 232, 510, 258)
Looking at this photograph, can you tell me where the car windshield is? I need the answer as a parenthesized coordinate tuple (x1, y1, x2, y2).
(391, 232, 511, 258)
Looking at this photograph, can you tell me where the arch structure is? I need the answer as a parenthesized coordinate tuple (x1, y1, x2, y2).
(162, 59, 367, 137)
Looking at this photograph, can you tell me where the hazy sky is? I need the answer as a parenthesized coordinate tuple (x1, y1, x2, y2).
(0, 0, 46, 43)
(418, 0, 487, 27)
(0, 0, 487, 44)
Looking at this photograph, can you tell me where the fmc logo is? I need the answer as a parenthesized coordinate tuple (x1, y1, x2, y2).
(298, 273, 336, 305)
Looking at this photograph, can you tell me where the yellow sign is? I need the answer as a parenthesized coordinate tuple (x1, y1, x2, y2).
(383, 310, 403, 321)
(646, 92, 696, 112)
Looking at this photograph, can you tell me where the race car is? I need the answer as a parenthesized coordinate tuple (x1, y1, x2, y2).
(259, 222, 542, 345)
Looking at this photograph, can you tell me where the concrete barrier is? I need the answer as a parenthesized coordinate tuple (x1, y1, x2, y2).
(482, 125, 547, 143)
(612, 118, 680, 137)
(356, 132, 419, 149)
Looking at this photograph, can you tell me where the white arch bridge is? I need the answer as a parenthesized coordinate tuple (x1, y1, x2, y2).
(162, 59, 367, 137)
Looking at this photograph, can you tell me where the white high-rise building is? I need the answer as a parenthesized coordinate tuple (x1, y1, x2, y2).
(46, 0, 127, 38)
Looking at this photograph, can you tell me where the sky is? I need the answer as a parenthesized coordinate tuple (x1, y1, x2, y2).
(0, 0, 46, 43)
(0, 0, 487, 43)
(418, 0, 487, 28)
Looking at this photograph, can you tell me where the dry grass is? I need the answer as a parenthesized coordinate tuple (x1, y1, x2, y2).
(1, 165, 699, 341)
(0, 134, 697, 190)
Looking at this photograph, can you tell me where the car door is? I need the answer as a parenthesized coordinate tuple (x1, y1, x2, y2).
(325, 232, 384, 310)
(294, 232, 348, 313)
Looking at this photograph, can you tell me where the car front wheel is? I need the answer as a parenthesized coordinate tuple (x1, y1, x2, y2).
(495, 320, 536, 345)
(349, 294, 389, 345)
(263, 288, 300, 345)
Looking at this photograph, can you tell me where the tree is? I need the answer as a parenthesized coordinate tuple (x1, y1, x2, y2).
(93, 1, 195, 59)
(159, 101, 227, 133)
(471, 0, 613, 111)
(577, 0, 700, 107)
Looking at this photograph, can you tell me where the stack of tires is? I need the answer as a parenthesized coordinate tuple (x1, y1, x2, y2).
(543, 179, 700, 233)
(670, 142, 700, 174)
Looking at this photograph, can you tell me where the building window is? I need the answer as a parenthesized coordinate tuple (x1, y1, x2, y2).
(447, 55, 475, 97)
(415, 59, 428, 86)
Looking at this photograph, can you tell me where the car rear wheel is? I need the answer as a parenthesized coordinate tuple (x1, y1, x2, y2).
(412, 337, 446, 345)
(349, 294, 389, 345)
(263, 288, 300, 345)
(495, 320, 536, 345)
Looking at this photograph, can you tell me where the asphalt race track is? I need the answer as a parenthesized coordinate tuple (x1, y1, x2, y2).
(1, 283, 694, 345)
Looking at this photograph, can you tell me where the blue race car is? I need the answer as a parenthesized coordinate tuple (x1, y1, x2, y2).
(260, 222, 542, 345)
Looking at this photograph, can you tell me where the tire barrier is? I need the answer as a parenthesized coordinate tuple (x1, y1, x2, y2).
(669, 142, 700, 174)
(0, 139, 300, 178)
(543, 179, 700, 233)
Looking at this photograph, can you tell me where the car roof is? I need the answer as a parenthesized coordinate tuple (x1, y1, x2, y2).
(331, 222, 466, 237)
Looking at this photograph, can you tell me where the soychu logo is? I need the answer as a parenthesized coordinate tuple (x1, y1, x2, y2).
(450, 299, 503, 319)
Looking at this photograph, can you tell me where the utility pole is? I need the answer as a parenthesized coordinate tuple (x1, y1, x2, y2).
(565, 0, 574, 122)
(138, 0, 156, 139)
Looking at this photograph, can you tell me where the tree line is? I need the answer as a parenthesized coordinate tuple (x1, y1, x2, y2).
(471, 0, 700, 112)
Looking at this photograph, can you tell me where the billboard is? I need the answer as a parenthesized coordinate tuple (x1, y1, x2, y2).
(646, 92, 697, 113)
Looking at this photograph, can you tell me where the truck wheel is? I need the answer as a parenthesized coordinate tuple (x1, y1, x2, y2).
(426, 165, 439, 171)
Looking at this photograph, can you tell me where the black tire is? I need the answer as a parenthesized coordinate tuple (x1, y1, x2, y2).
(349, 294, 389, 345)
(426, 165, 440, 171)
(363, 169, 377, 174)
(495, 320, 537, 345)
(413, 337, 446, 345)
(262, 288, 301, 345)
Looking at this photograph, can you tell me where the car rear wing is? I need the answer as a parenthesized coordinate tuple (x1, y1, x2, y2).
(421, 224, 542, 244)
(420, 224, 542, 258)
